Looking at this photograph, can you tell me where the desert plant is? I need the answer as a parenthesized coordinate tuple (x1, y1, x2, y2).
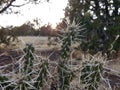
(0, 28, 18, 46)
(0, 29, 11, 45)
(0, 44, 50, 90)
(34, 60, 49, 89)
(58, 21, 85, 90)
(23, 44, 35, 75)
(0, 20, 120, 90)
(58, 62, 75, 90)
(65, 0, 120, 54)
(60, 21, 85, 60)
(20, 44, 49, 89)
(0, 74, 10, 89)
(80, 57, 104, 90)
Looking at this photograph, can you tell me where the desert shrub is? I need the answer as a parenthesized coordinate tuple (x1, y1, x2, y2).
(0, 29, 11, 45)
(0, 27, 18, 45)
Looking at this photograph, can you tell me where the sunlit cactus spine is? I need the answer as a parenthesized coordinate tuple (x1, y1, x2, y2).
(80, 59, 103, 90)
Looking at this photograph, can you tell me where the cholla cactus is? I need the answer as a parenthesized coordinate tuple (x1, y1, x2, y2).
(0, 44, 50, 90)
(58, 21, 85, 90)
(80, 53, 105, 90)
(34, 60, 49, 89)
(22, 44, 49, 89)
(58, 62, 75, 90)
(23, 43, 35, 75)
(60, 21, 85, 60)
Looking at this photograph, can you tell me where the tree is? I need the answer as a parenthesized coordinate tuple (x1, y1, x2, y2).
(65, 0, 120, 54)
(0, 0, 49, 14)
(56, 18, 67, 31)
(39, 24, 53, 36)
(8, 23, 37, 36)
(0, 0, 50, 46)
(0, 27, 18, 45)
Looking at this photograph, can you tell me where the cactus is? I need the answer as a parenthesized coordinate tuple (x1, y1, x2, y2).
(58, 62, 75, 90)
(34, 60, 49, 89)
(23, 43, 35, 75)
(80, 55, 104, 90)
(58, 21, 85, 90)
(60, 22, 85, 60)
(0, 44, 50, 90)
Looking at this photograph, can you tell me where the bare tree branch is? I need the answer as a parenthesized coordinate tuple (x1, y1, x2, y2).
(0, 0, 49, 14)
(0, 0, 16, 14)
(11, 1, 30, 7)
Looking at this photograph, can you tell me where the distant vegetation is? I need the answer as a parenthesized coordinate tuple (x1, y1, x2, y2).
(0, 23, 58, 37)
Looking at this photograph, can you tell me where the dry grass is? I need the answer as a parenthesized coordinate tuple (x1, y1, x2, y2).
(18, 36, 60, 50)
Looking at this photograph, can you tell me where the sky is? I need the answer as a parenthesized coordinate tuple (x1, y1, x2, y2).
(0, 0, 68, 28)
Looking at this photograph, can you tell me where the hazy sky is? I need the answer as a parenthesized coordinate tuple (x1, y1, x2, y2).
(0, 0, 68, 28)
